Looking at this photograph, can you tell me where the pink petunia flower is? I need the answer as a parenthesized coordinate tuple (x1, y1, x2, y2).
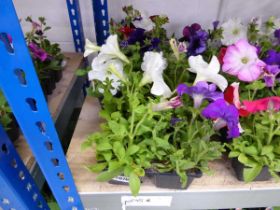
(222, 39, 265, 82)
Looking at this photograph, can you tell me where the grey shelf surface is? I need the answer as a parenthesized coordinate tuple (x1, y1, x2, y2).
(67, 97, 280, 210)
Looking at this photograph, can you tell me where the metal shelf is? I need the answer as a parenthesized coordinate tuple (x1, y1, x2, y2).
(67, 97, 280, 210)
(14, 52, 86, 188)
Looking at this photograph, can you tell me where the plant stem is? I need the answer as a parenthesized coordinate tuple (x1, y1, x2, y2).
(267, 117, 274, 145)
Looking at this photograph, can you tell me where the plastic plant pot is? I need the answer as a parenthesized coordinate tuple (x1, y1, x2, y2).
(152, 170, 202, 189)
(53, 69, 63, 83)
(231, 158, 271, 181)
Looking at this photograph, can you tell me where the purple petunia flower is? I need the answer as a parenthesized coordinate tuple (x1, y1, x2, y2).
(212, 20, 220, 30)
(127, 28, 146, 45)
(187, 30, 208, 56)
(28, 42, 48, 62)
(202, 99, 240, 139)
(177, 82, 224, 108)
(274, 29, 280, 44)
(264, 65, 280, 87)
(170, 117, 182, 126)
(183, 23, 201, 41)
(182, 23, 208, 56)
(264, 50, 280, 66)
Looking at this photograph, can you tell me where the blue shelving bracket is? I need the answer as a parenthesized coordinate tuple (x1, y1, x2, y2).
(92, 0, 109, 45)
(0, 125, 49, 210)
(0, 1, 84, 210)
(66, 0, 86, 53)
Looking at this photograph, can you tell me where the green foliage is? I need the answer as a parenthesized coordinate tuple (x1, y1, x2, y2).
(0, 91, 12, 129)
(25, 16, 64, 81)
(227, 111, 280, 182)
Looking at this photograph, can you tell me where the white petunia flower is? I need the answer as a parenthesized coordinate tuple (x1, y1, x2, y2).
(221, 19, 247, 46)
(88, 55, 125, 95)
(84, 39, 101, 57)
(188, 55, 228, 91)
(100, 35, 130, 64)
(133, 11, 155, 31)
(140, 51, 172, 98)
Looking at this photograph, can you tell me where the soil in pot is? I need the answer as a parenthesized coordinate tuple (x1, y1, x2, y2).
(151, 169, 202, 189)
(231, 158, 271, 181)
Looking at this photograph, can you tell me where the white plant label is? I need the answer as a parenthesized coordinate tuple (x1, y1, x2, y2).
(121, 196, 172, 210)
(112, 175, 129, 183)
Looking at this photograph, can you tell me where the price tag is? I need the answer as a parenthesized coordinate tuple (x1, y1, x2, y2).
(121, 196, 172, 210)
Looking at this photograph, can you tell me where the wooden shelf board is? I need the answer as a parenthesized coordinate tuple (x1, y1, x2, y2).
(67, 97, 280, 194)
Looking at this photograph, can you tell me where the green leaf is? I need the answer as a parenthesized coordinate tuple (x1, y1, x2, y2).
(75, 68, 88, 76)
(127, 145, 140, 155)
(179, 160, 195, 170)
(261, 145, 273, 155)
(243, 146, 259, 156)
(96, 142, 112, 151)
(246, 80, 266, 91)
(129, 172, 140, 196)
(113, 142, 126, 160)
(103, 151, 112, 162)
(238, 154, 257, 167)
(228, 151, 240, 158)
(81, 140, 92, 151)
(108, 121, 126, 136)
(243, 164, 263, 182)
(96, 167, 124, 182)
(86, 162, 107, 173)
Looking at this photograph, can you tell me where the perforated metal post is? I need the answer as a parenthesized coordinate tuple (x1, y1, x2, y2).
(92, 0, 109, 45)
(66, 0, 86, 52)
(0, 1, 84, 209)
(0, 125, 49, 210)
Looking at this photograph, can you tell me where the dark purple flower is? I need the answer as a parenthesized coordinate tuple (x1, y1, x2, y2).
(274, 29, 280, 43)
(212, 20, 219, 30)
(148, 37, 161, 51)
(170, 117, 182, 126)
(127, 28, 146, 45)
(183, 23, 201, 41)
(177, 82, 223, 108)
(120, 40, 129, 48)
(202, 99, 240, 139)
(263, 50, 280, 66)
(264, 65, 280, 87)
(187, 30, 208, 56)
(28, 42, 48, 62)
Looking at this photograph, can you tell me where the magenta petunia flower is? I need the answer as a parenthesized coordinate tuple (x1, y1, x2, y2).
(222, 39, 265, 82)
(177, 82, 224, 108)
(28, 42, 48, 62)
(202, 99, 240, 138)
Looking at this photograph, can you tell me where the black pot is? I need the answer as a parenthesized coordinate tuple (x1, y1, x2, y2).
(48, 70, 56, 91)
(6, 115, 20, 142)
(53, 70, 63, 82)
(151, 170, 202, 189)
(40, 79, 53, 95)
(232, 158, 271, 181)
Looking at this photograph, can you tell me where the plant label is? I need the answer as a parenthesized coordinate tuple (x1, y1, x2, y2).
(121, 196, 172, 210)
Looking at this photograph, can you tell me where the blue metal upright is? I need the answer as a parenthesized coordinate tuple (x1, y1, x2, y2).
(0, 1, 84, 209)
(92, 0, 109, 45)
(0, 125, 49, 210)
(66, 0, 86, 52)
